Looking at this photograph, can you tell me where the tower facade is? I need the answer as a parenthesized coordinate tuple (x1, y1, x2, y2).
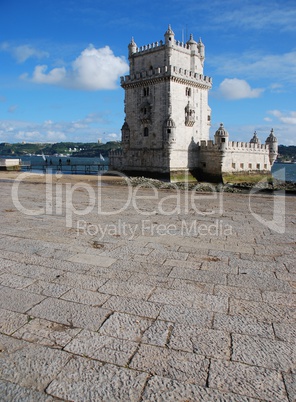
(109, 26, 278, 182)
(110, 25, 212, 178)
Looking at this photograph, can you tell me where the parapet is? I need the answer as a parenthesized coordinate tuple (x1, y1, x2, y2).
(198, 140, 219, 150)
(121, 65, 212, 86)
(228, 141, 269, 152)
(131, 39, 196, 56)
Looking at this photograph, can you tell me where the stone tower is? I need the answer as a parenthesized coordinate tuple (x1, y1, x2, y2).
(112, 25, 212, 179)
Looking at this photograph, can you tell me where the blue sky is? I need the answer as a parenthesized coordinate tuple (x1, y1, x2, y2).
(1, 0, 295, 145)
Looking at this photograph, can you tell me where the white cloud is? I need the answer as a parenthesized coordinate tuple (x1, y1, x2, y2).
(197, 0, 296, 32)
(23, 45, 129, 91)
(210, 51, 296, 85)
(0, 42, 49, 63)
(0, 114, 120, 143)
(107, 133, 119, 140)
(13, 45, 49, 63)
(29, 65, 67, 84)
(216, 78, 264, 100)
(268, 110, 296, 125)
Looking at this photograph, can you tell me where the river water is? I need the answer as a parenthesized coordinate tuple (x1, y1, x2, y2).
(2, 155, 296, 183)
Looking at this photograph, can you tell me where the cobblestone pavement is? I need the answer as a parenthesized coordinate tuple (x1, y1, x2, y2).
(0, 174, 295, 401)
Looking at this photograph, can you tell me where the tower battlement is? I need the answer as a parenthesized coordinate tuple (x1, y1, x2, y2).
(120, 65, 212, 87)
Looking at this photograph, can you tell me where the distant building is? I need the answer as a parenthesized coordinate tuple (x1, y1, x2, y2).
(110, 25, 277, 181)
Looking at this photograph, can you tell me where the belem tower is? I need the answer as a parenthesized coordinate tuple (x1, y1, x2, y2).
(109, 25, 278, 181)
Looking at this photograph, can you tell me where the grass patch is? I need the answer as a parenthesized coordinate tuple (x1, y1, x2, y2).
(170, 171, 197, 183)
(223, 173, 273, 185)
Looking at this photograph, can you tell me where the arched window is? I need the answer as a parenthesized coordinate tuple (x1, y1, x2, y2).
(144, 127, 149, 137)
(186, 87, 191, 96)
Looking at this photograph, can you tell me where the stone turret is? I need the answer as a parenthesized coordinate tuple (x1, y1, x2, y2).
(214, 123, 229, 151)
(250, 131, 261, 145)
(164, 25, 175, 47)
(265, 128, 278, 165)
(128, 37, 137, 57)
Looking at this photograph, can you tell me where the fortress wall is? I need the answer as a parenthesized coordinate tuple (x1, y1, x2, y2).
(222, 150, 271, 172)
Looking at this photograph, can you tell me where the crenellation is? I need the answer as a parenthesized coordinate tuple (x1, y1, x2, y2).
(121, 66, 212, 86)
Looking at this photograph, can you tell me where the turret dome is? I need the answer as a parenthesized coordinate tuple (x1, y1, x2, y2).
(250, 131, 261, 144)
(187, 33, 197, 45)
(215, 123, 229, 137)
(265, 128, 277, 143)
(165, 24, 174, 36)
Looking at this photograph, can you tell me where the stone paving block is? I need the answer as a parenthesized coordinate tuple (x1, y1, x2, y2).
(194, 293, 229, 313)
(228, 272, 294, 293)
(169, 324, 230, 359)
(67, 252, 116, 267)
(60, 287, 110, 306)
(149, 287, 196, 308)
(0, 237, 45, 254)
(0, 273, 36, 289)
(283, 370, 296, 402)
(13, 318, 81, 349)
(164, 258, 202, 269)
(232, 333, 296, 371)
(36, 247, 75, 260)
(128, 272, 174, 288)
(100, 244, 151, 259)
(88, 264, 133, 280)
(171, 278, 214, 294)
(208, 359, 288, 402)
(0, 285, 45, 313)
(142, 320, 173, 347)
(98, 278, 155, 300)
(1, 250, 91, 274)
(213, 313, 274, 338)
(8, 263, 64, 282)
(99, 311, 153, 342)
(46, 355, 148, 402)
(273, 322, 296, 344)
(103, 258, 143, 273)
(53, 271, 108, 291)
(133, 248, 188, 265)
(130, 343, 209, 385)
(25, 280, 70, 298)
(142, 375, 259, 402)
(0, 379, 55, 402)
(201, 261, 238, 274)
(149, 287, 228, 313)
(262, 290, 296, 306)
(214, 284, 262, 302)
(169, 266, 227, 285)
(229, 298, 296, 323)
(159, 304, 213, 327)
(0, 257, 14, 271)
(64, 329, 138, 365)
(103, 295, 161, 319)
(28, 297, 111, 331)
(0, 334, 70, 392)
(0, 308, 28, 335)
(229, 257, 284, 271)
